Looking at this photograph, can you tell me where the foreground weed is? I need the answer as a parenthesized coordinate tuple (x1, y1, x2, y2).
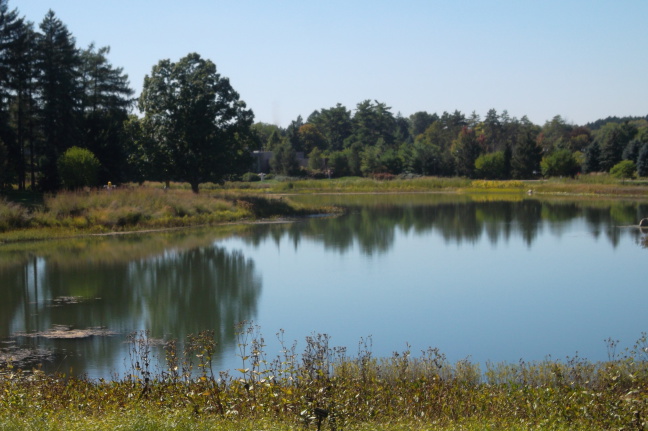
(3, 326, 648, 430)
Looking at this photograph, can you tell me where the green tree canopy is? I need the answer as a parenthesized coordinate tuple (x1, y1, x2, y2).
(308, 103, 353, 151)
(451, 127, 481, 177)
(637, 143, 648, 177)
(57, 146, 100, 189)
(540, 149, 579, 178)
(609, 160, 636, 179)
(138, 53, 254, 192)
(511, 126, 542, 179)
(270, 139, 299, 176)
(409, 111, 437, 138)
(307, 147, 325, 172)
(595, 122, 637, 172)
(475, 151, 507, 179)
(37, 10, 82, 190)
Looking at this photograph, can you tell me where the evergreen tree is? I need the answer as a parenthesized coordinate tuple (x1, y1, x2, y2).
(451, 127, 481, 177)
(408, 111, 437, 138)
(7, 18, 37, 189)
(0, 0, 23, 187)
(622, 139, 641, 162)
(78, 44, 134, 183)
(0, 137, 8, 188)
(637, 143, 648, 177)
(512, 128, 542, 179)
(503, 143, 512, 179)
(309, 103, 353, 152)
(595, 122, 637, 172)
(351, 100, 396, 148)
(270, 139, 299, 176)
(36, 10, 82, 190)
(482, 108, 503, 152)
(583, 141, 601, 173)
(537, 115, 572, 153)
(285, 115, 304, 152)
(266, 129, 282, 151)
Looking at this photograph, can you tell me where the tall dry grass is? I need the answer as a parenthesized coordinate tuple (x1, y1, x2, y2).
(0, 198, 31, 232)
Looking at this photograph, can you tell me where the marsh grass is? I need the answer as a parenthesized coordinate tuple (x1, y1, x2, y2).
(0, 187, 324, 242)
(220, 174, 648, 199)
(2, 325, 648, 430)
(0, 198, 31, 232)
(223, 176, 473, 193)
(3, 177, 647, 241)
(528, 177, 648, 198)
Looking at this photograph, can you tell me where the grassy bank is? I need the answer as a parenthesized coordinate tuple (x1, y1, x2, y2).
(0, 186, 337, 243)
(2, 176, 647, 242)
(2, 328, 648, 430)
(218, 175, 648, 198)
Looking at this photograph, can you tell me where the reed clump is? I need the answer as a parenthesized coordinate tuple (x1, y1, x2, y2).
(2, 326, 648, 430)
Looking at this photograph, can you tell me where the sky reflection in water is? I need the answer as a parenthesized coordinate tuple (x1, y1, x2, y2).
(1, 195, 647, 379)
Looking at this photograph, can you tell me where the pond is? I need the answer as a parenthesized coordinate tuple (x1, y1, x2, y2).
(1, 193, 647, 379)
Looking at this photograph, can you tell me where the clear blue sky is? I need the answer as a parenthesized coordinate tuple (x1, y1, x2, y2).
(16, 0, 648, 127)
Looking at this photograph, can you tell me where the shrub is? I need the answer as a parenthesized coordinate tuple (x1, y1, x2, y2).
(475, 151, 506, 179)
(610, 160, 636, 179)
(540, 149, 580, 178)
(241, 172, 261, 182)
(372, 173, 395, 181)
(57, 147, 101, 190)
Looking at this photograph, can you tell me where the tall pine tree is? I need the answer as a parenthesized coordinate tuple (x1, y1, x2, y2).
(0, 0, 23, 188)
(79, 44, 134, 183)
(36, 10, 82, 190)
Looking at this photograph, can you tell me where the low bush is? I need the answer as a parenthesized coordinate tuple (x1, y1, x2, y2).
(610, 160, 637, 179)
(241, 172, 261, 182)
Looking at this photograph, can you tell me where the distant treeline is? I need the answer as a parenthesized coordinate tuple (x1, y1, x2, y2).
(255, 106, 648, 180)
(1, 0, 647, 193)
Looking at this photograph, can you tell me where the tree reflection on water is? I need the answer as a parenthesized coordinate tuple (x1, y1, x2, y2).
(1, 195, 646, 377)
(0, 228, 261, 377)
(240, 196, 647, 253)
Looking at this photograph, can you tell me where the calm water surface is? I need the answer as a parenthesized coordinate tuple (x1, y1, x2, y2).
(1, 194, 647, 379)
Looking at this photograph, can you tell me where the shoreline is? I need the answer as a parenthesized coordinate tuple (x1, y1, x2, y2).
(2, 179, 648, 244)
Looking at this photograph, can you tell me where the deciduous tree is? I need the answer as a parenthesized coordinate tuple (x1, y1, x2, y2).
(139, 53, 254, 192)
(540, 149, 579, 178)
(57, 146, 100, 189)
(475, 151, 506, 179)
